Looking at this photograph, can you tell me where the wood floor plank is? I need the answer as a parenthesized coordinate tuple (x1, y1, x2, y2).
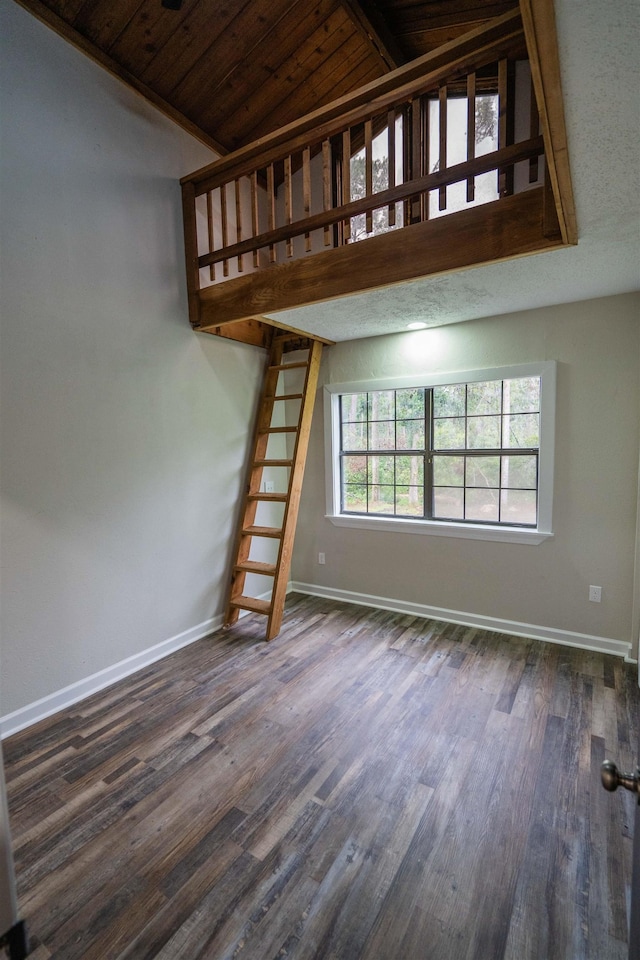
(4, 592, 638, 960)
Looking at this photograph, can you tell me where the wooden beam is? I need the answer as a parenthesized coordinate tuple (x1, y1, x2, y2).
(13, 0, 228, 157)
(519, 0, 577, 245)
(195, 313, 334, 347)
(196, 188, 561, 330)
(195, 318, 274, 349)
(181, 182, 201, 328)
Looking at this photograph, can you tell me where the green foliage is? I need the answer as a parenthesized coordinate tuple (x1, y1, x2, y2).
(434, 384, 465, 418)
(475, 95, 498, 142)
(340, 377, 539, 523)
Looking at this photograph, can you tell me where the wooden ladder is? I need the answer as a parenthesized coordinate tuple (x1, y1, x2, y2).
(224, 334, 323, 641)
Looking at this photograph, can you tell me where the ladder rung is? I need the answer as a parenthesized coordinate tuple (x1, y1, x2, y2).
(229, 596, 272, 615)
(253, 459, 293, 467)
(269, 393, 303, 402)
(234, 560, 277, 576)
(261, 426, 297, 434)
(242, 525, 283, 539)
(248, 492, 288, 502)
(269, 361, 309, 371)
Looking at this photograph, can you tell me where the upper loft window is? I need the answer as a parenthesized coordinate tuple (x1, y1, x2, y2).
(324, 363, 556, 545)
(428, 93, 499, 218)
(349, 119, 405, 241)
(348, 92, 500, 242)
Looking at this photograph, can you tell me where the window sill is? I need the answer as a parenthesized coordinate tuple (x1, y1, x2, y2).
(326, 513, 553, 544)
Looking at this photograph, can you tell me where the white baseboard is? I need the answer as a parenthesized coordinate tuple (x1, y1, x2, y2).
(0, 614, 224, 740)
(290, 581, 636, 662)
(3, 584, 635, 739)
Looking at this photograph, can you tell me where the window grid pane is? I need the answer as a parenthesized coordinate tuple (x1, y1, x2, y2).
(340, 389, 427, 518)
(340, 377, 539, 527)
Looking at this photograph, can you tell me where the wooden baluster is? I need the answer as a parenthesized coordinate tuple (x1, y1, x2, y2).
(267, 163, 276, 263)
(409, 98, 422, 223)
(387, 108, 396, 227)
(206, 189, 216, 281)
(438, 84, 448, 211)
(303, 147, 311, 253)
(342, 129, 351, 241)
(284, 155, 293, 258)
(365, 118, 373, 234)
(250, 171, 259, 269)
(235, 179, 243, 273)
(220, 182, 229, 277)
(181, 181, 201, 328)
(498, 58, 509, 197)
(466, 72, 476, 203)
(322, 139, 332, 247)
(529, 73, 540, 183)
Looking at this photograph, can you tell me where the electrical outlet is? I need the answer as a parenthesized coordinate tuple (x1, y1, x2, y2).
(318, 552, 325, 564)
(589, 585, 602, 603)
(264, 480, 274, 493)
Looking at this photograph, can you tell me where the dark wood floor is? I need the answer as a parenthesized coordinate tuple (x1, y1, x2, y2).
(4, 593, 639, 960)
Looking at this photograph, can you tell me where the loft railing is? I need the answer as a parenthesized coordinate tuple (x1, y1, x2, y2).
(181, 5, 574, 337)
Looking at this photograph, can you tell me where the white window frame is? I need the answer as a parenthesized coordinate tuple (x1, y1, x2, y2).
(324, 361, 556, 545)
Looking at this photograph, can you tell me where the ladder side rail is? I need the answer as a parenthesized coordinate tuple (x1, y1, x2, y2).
(267, 340, 323, 639)
(225, 335, 283, 625)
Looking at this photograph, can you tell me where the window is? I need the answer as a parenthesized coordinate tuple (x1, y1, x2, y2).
(347, 92, 501, 245)
(428, 93, 499, 219)
(325, 363, 556, 544)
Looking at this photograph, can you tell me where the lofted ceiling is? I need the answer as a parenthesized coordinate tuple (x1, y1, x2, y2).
(15, 0, 640, 340)
(14, 0, 519, 154)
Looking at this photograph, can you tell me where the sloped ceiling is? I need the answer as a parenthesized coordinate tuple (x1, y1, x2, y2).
(14, 0, 640, 340)
(14, 0, 519, 153)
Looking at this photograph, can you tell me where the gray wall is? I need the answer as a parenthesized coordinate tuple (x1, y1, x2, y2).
(0, 2, 265, 720)
(292, 295, 640, 656)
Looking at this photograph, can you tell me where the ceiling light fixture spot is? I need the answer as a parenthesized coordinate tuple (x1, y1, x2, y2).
(406, 321, 428, 330)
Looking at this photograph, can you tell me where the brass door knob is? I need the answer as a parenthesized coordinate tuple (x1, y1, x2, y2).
(601, 760, 640, 795)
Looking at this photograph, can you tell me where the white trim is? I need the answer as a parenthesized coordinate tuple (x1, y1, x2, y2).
(0, 615, 223, 740)
(290, 581, 635, 661)
(326, 513, 553, 544)
(324, 361, 556, 543)
(632, 433, 640, 678)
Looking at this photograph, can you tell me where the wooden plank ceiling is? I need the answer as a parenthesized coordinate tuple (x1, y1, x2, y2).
(16, 0, 519, 154)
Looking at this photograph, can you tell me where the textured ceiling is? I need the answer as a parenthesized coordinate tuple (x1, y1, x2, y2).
(269, 0, 640, 341)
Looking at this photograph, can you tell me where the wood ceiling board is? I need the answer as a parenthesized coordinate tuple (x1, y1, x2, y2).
(223, 23, 384, 147)
(51, 0, 90, 20)
(184, 0, 343, 118)
(111, 0, 246, 81)
(273, 40, 385, 126)
(186, 0, 350, 146)
(160, 0, 327, 142)
(70, 0, 143, 49)
(138, 0, 266, 96)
